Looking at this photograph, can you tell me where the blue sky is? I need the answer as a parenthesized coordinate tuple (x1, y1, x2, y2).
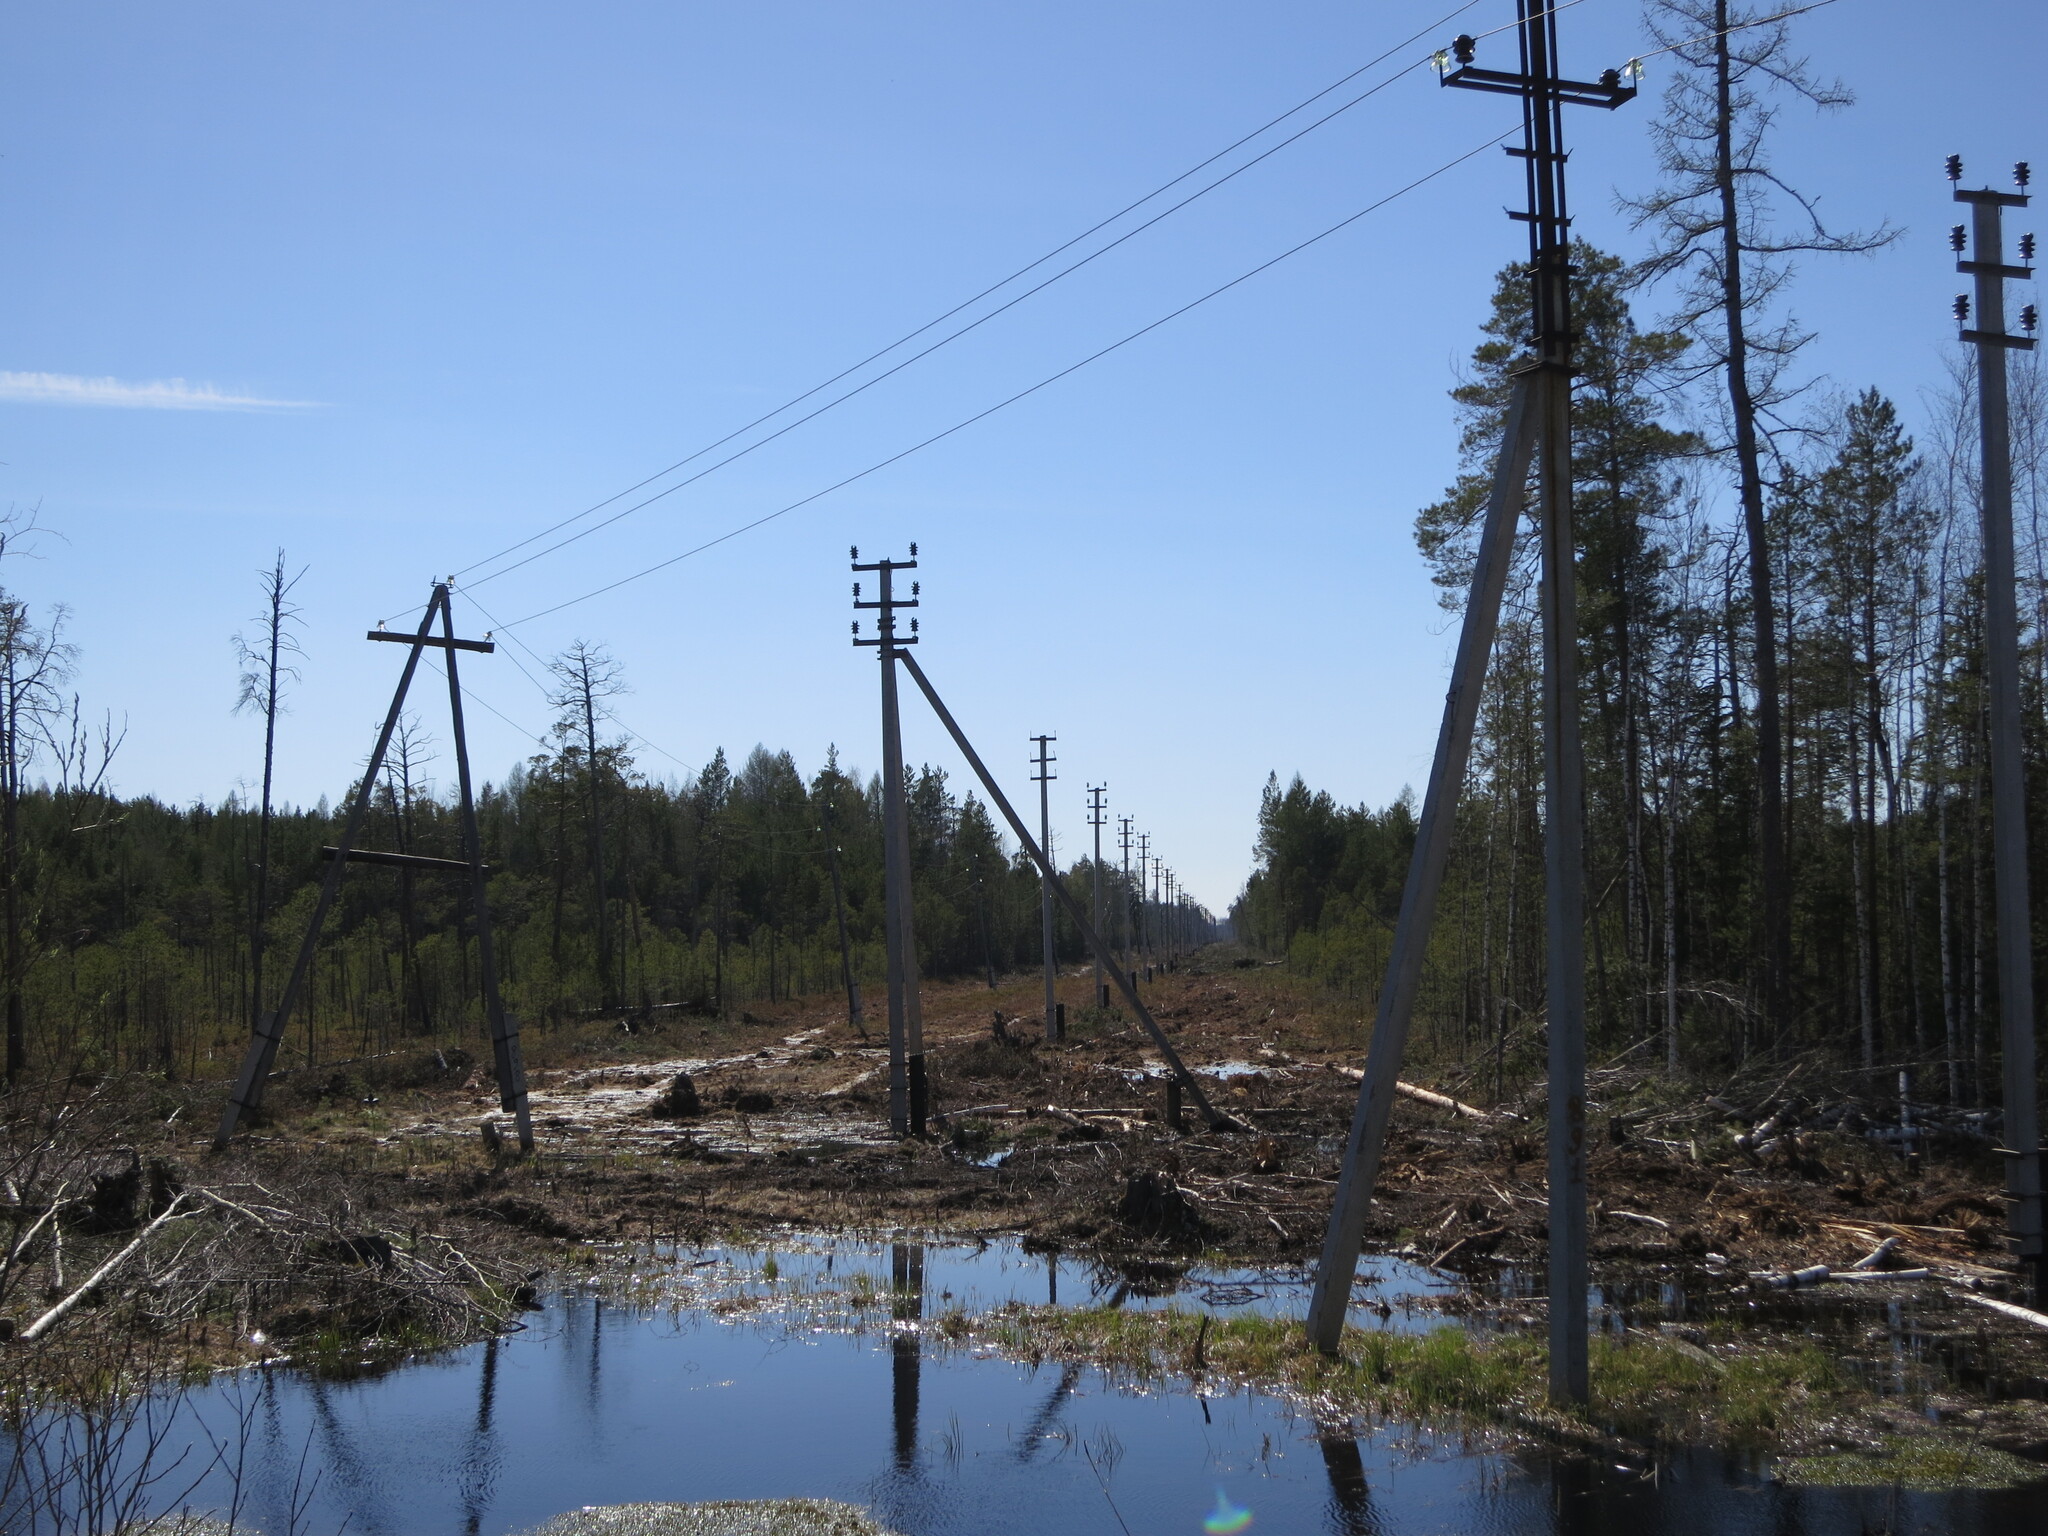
(0, 0, 2040, 913)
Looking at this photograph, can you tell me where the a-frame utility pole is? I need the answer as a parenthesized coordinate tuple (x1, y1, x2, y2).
(1307, 8, 1632, 1405)
(1087, 784, 1109, 1009)
(1031, 735, 1060, 1041)
(853, 546, 927, 1135)
(1949, 155, 2044, 1299)
(215, 582, 533, 1153)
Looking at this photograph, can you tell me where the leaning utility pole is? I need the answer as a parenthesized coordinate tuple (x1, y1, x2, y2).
(1031, 735, 1060, 1040)
(1306, 8, 1632, 1405)
(1950, 155, 2044, 1299)
(1087, 785, 1109, 1009)
(853, 546, 927, 1135)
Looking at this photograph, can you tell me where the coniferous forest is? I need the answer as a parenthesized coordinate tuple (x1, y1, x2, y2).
(0, 688, 1218, 1081)
(1232, 238, 2048, 1104)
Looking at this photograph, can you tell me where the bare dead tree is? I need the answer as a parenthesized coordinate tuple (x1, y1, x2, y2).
(232, 551, 307, 1052)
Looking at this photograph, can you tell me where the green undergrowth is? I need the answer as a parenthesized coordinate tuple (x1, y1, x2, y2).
(1778, 1436, 2043, 1491)
(973, 1304, 2031, 1483)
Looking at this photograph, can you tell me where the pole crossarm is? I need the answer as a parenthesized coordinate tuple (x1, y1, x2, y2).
(367, 629, 496, 654)
(894, 650, 1237, 1131)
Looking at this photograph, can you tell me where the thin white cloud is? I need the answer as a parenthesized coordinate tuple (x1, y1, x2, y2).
(0, 371, 318, 411)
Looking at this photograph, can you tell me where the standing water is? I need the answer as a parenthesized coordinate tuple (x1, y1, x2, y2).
(13, 1236, 2044, 1536)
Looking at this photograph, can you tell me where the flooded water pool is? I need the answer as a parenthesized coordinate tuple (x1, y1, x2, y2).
(11, 1236, 2045, 1536)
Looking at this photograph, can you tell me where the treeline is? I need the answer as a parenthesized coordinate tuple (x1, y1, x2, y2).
(1233, 240, 2047, 1101)
(0, 731, 1217, 1080)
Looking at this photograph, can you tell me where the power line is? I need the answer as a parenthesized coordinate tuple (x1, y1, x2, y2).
(457, 50, 1445, 598)
(391, 0, 1493, 614)
(495, 127, 1516, 632)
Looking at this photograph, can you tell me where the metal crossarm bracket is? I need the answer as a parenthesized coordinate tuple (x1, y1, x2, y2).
(367, 629, 495, 653)
(1441, 65, 1634, 108)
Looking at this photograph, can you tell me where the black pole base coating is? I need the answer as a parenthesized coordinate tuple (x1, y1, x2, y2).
(907, 1053, 929, 1136)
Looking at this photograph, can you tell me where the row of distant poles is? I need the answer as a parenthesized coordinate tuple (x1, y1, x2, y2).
(1304, 0, 2044, 1405)
(852, 545, 1228, 1137)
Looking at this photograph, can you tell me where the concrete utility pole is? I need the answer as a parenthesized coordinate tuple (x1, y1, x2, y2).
(1137, 833, 1152, 977)
(1151, 854, 1163, 969)
(853, 545, 927, 1135)
(1117, 815, 1135, 971)
(1950, 155, 2044, 1299)
(892, 645, 1233, 1128)
(1031, 735, 1060, 1040)
(1087, 785, 1109, 1009)
(1306, 8, 1633, 1404)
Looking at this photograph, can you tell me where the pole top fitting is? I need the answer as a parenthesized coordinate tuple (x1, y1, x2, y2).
(1947, 153, 1963, 182)
(2018, 161, 2033, 190)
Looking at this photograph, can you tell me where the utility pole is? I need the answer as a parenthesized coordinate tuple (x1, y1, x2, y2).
(1031, 735, 1059, 1040)
(1151, 853, 1163, 969)
(216, 583, 532, 1151)
(853, 545, 927, 1135)
(1087, 785, 1109, 1009)
(1306, 9, 1632, 1404)
(1137, 833, 1152, 977)
(821, 795, 863, 1033)
(1950, 155, 2044, 1300)
(1117, 815, 1135, 972)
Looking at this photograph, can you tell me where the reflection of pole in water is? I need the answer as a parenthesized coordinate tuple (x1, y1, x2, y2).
(891, 1242, 925, 1470)
(460, 1338, 502, 1536)
(1549, 1454, 1591, 1536)
(586, 1295, 605, 1418)
(1314, 1424, 1378, 1536)
(1047, 1253, 1057, 1307)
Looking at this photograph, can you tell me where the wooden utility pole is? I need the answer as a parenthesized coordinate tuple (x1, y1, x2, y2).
(853, 547, 927, 1134)
(1031, 735, 1059, 1040)
(1950, 155, 2044, 1298)
(1087, 784, 1109, 1009)
(1307, 8, 1633, 1404)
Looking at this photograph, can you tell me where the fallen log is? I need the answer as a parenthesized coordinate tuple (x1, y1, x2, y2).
(21, 1195, 192, 1342)
(1953, 1290, 2048, 1330)
(1323, 1063, 1500, 1121)
(1849, 1235, 1901, 1271)
(1608, 1210, 1670, 1230)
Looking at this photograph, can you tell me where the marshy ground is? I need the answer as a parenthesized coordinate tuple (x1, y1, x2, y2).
(9, 948, 2048, 1492)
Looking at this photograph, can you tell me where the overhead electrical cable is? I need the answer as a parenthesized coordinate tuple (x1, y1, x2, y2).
(494, 128, 1516, 632)
(458, 56, 1450, 595)
(457, 586, 702, 776)
(403, 0, 1493, 610)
